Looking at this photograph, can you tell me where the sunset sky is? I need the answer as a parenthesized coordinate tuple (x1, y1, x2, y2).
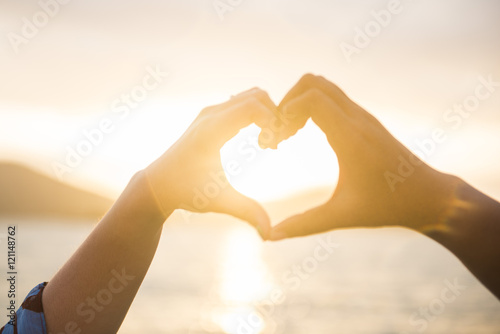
(1, 0, 499, 201)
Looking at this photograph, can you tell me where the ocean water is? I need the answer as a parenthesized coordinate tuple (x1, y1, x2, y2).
(1, 216, 499, 334)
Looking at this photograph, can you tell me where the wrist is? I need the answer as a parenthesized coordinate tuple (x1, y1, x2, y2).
(430, 178, 500, 239)
(422, 177, 500, 298)
(421, 174, 500, 255)
(124, 170, 173, 223)
(94, 170, 170, 245)
(406, 172, 462, 236)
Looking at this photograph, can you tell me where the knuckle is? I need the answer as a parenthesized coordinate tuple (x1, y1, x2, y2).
(249, 86, 263, 93)
(308, 87, 324, 101)
(247, 87, 265, 97)
(252, 88, 270, 101)
(247, 95, 260, 104)
(300, 73, 317, 85)
(200, 105, 215, 116)
(201, 115, 217, 129)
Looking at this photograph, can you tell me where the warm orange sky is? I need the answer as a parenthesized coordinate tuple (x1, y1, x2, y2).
(1, 0, 499, 200)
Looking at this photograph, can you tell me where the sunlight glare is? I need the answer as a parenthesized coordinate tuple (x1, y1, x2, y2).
(214, 227, 273, 334)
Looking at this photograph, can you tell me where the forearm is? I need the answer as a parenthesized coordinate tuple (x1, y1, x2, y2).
(425, 177, 500, 298)
(37, 89, 276, 333)
(42, 170, 170, 334)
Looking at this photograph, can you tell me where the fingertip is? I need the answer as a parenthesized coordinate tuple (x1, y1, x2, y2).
(258, 129, 278, 150)
(268, 212, 311, 240)
(256, 225, 268, 241)
(269, 228, 288, 241)
(221, 187, 272, 240)
(247, 201, 271, 240)
(257, 134, 269, 149)
(255, 215, 271, 240)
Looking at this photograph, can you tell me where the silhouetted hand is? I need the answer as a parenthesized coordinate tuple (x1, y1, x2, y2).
(268, 74, 461, 240)
(146, 88, 279, 239)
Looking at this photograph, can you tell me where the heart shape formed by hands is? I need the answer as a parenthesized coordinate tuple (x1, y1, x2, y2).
(146, 74, 457, 242)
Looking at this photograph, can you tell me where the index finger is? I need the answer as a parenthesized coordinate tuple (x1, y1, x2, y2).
(268, 74, 361, 146)
(279, 74, 354, 111)
(200, 95, 278, 149)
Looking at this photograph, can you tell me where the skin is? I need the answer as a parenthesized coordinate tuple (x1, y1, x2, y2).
(267, 74, 500, 299)
(37, 74, 500, 333)
(42, 88, 277, 334)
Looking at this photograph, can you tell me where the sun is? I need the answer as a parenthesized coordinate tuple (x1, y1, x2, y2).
(220, 122, 338, 202)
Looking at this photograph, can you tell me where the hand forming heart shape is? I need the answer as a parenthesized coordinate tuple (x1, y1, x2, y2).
(145, 74, 460, 241)
(39, 74, 500, 334)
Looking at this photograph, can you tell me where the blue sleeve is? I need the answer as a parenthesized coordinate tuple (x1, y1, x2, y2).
(0, 282, 48, 334)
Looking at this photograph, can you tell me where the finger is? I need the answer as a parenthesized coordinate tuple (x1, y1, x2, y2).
(276, 88, 352, 155)
(269, 205, 332, 240)
(257, 101, 301, 149)
(257, 115, 288, 149)
(237, 88, 278, 120)
(269, 199, 357, 241)
(216, 187, 271, 240)
(229, 89, 285, 149)
(209, 88, 278, 124)
(210, 97, 277, 148)
(271, 74, 361, 145)
(279, 74, 354, 111)
(198, 90, 278, 149)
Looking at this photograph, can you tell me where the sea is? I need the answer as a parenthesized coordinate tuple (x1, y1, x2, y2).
(1, 215, 499, 334)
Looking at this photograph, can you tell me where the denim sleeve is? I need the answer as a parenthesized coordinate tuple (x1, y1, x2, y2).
(0, 282, 48, 334)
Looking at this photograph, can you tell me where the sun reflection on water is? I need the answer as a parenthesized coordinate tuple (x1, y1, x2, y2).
(213, 227, 274, 334)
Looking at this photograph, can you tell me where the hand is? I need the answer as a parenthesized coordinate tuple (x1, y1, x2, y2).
(145, 88, 279, 239)
(268, 74, 461, 240)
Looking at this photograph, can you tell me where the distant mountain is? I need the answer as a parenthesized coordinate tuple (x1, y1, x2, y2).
(0, 162, 337, 222)
(0, 163, 113, 219)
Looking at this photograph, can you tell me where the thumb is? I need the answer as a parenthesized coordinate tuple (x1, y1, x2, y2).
(270, 204, 336, 241)
(217, 187, 271, 240)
